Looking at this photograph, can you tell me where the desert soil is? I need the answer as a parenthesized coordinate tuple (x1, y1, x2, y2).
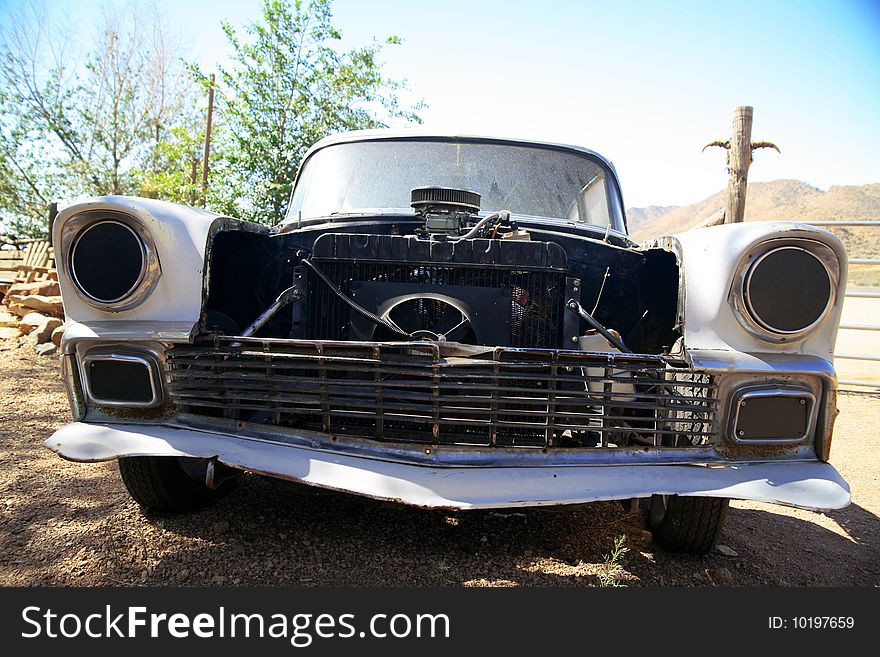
(0, 342, 878, 587)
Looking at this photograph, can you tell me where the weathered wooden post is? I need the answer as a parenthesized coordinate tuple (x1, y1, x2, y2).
(725, 106, 752, 224)
(48, 202, 58, 247)
(190, 156, 200, 206)
(201, 74, 216, 208)
(704, 106, 779, 224)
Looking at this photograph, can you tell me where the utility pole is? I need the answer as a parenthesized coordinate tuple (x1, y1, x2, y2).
(201, 74, 215, 208)
(703, 106, 780, 224)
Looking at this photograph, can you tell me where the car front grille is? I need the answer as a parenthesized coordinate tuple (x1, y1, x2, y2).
(166, 338, 718, 449)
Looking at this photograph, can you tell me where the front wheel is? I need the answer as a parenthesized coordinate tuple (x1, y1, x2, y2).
(118, 456, 238, 513)
(648, 494, 728, 554)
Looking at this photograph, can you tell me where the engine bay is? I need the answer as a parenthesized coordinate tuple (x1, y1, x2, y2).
(203, 187, 681, 356)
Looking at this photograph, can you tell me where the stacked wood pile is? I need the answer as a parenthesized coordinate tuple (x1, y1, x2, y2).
(0, 238, 63, 356)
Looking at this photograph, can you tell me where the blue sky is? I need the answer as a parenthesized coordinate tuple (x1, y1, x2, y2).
(3, 0, 879, 207)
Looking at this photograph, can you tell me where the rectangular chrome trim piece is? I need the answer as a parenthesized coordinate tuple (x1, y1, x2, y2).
(729, 386, 816, 445)
(81, 348, 163, 408)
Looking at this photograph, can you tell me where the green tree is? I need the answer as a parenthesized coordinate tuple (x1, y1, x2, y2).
(0, 102, 67, 237)
(132, 77, 234, 210)
(132, 124, 206, 204)
(203, 0, 423, 225)
(0, 1, 196, 236)
(0, 2, 75, 236)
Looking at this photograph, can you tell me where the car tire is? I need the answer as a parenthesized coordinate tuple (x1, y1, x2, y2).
(648, 494, 728, 554)
(118, 456, 237, 513)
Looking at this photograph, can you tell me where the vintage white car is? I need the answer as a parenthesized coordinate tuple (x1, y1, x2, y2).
(45, 130, 850, 553)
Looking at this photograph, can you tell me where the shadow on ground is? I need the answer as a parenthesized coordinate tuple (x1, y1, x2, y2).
(13, 469, 875, 588)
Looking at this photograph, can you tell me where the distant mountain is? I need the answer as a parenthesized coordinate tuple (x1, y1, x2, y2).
(626, 180, 880, 243)
(626, 205, 679, 231)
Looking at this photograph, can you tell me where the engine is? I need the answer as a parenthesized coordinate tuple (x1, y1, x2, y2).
(202, 187, 681, 356)
(288, 187, 575, 349)
(296, 232, 570, 348)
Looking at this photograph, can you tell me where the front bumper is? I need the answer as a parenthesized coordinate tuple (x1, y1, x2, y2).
(45, 421, 851, 511)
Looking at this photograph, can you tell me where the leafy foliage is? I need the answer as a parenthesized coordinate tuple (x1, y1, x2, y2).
(201, 0, 423, 225)
(597, 535, 629, 587)
(0, 2, 196, 236)
(131, 124, 206, 204)
(0, 0, 422, 236)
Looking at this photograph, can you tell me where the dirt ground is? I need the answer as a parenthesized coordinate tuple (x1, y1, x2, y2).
(1, 342, 878, 587)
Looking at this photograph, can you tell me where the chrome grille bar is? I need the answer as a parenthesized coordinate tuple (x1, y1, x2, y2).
(166, 338, 717, 448)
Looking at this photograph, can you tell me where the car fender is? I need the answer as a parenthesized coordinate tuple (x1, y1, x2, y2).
(666, 221, 848, 360)
(51, 196, 264, 334)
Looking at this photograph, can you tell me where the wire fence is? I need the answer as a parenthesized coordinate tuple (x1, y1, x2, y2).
(808, 220, 879, 394)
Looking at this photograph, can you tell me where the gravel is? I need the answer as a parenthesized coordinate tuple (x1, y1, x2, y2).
(1, 340, 878, 587)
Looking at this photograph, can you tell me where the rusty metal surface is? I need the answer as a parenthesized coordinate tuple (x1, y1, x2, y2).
(165, 337, 718, 449)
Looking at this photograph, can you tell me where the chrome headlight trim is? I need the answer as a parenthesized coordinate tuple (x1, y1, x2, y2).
(730, 238, 839, 343)
(62, 211, 161, 311)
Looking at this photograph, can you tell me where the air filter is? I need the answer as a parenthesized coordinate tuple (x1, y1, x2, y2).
(411, 186, 481, 215)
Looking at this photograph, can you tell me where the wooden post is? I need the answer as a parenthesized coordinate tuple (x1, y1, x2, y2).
(48, 202, 58, 247)
(190, 156, 200, 206)
(201, 74, 215, 208)
(726, 106, 753, 224)
(704, 107, 779, 226)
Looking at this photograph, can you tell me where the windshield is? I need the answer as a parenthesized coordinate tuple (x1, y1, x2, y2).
(287, 139, 624, 229)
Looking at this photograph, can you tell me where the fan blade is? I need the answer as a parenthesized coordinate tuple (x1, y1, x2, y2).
(388, 301, 424, 332)
(433, 303, 465, 334)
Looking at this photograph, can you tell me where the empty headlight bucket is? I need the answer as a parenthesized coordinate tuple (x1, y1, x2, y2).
(63, 212, 160, 311)
(81, 348, 163, 408)
(732, 238, 839, 342)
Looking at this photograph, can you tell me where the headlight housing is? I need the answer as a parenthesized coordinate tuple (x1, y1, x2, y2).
(62, 212, 161, 311)
(731, 238, 839, 342)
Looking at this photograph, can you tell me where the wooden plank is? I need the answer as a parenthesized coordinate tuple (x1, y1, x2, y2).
(35, 240, 50, 265)
(15, 238, 53, 283)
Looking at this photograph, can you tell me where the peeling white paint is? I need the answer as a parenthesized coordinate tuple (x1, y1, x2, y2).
(46, 422, 851, 511)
